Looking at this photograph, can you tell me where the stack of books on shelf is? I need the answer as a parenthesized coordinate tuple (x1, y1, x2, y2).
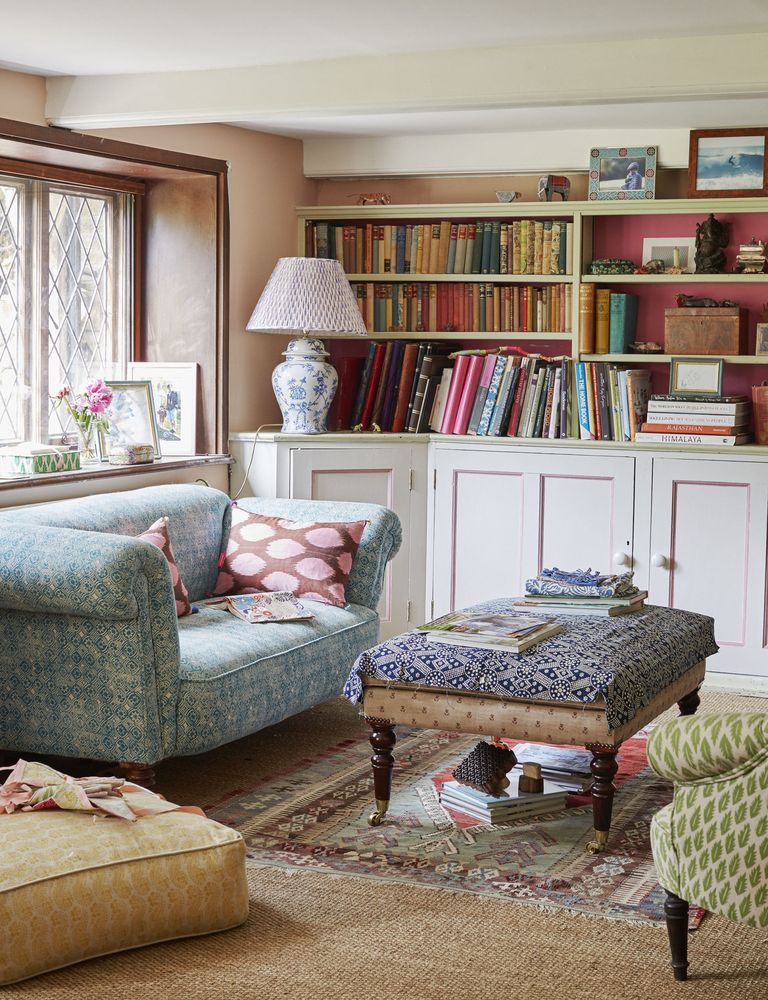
(515, 567, 646, 617)
(418, 610, 563, 652)
(635, 394, 752, 447)
(574, 362, 651, 441)
(306, 218, 574, 276)
(578, 286, 639, 354)
(349, 281, 571, 334)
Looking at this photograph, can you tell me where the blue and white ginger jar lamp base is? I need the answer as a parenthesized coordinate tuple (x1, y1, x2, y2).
(272, 337, 338, 434)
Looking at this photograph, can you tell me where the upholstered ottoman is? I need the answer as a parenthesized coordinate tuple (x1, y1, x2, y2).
(0, 810, 249, 985)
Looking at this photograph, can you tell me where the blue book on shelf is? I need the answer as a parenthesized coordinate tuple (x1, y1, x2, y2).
(609, 292, 638, 353)
(478, 356, 507, 435)
(575, 362, 592, 440)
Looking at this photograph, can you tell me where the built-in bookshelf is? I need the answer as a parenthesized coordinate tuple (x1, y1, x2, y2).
(296, 198, 768, 449)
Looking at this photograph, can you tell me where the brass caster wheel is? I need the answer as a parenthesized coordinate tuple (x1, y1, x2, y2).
(586, 830, 608, 854)
(368, 811, 384, 827)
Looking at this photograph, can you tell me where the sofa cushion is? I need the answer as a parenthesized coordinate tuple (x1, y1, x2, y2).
(174, 603, 379, 755)
(214, 508, 367, 607)
(0, 484, 230, 602)
(138, 516, 192, 617)
(0, 809, 248, 985)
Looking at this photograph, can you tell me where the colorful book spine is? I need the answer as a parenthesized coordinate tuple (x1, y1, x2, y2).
(452, 354, 484, 434)
(440, 354, 469, 433)
(595, 288, 611, 354)
(467, 354, 498, 435)
(478, 355, 507, 436)
(578, 284, 596, 353)
(575, 362, 593, 440)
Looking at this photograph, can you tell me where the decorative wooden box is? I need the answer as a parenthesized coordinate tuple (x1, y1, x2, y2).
(664, 307, 745, 355)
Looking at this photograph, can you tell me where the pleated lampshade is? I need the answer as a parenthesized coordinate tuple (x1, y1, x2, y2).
(246, 257, 367, 336)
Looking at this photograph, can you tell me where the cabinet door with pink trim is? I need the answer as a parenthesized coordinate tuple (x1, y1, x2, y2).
(648, 457, 768, 679)
(430, 446, 635, 618)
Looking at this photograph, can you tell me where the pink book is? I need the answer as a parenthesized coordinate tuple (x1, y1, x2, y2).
(452, 354, 484, 435)
(439, 354, 470, 434)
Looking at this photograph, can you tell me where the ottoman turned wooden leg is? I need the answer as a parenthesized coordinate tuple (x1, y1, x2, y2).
(584, 744, 619, 853)
(120, 762, 157, 788)
(365, 717, 396, 827)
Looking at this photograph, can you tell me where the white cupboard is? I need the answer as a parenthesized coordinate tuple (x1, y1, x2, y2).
(230, 432, 768, 689)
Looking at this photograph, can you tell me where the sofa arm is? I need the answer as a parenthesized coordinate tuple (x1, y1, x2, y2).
(647, 713, 768, 783)
(232, 497, 402, 610)
(0, 522, 181, 763)
(0, 522, 172, 619)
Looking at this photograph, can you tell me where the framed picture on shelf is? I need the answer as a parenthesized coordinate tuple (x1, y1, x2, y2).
(127, 362, 198, 455)
(641, 237, 696, 273)
(588, 146, 656, 201)
(669, 357, 724, 397)
(99, 381, 162, 460)
(688, 128, 768, 198)
(755, 323, 768, 357)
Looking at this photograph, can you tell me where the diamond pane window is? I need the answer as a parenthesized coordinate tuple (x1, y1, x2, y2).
(0, 182, 24, 444)
(0, 172, 131, 447)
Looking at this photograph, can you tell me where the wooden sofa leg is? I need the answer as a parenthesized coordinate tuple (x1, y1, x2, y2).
(664, 890, 690, 982)
(120, 762, 157, 788)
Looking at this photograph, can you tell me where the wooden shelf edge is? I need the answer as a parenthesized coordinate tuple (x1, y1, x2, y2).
(326, 331, 574, 341)
(344, 273, 572, 283)
(580, 354, 768, 365)
(581, 273, 767, 284)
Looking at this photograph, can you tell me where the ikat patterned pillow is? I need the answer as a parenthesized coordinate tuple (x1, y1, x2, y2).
(138, 516, 193, 617)
(214, 508, 367, 607)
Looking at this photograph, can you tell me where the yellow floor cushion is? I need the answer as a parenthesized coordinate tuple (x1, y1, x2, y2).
(0, 809, 249, 985)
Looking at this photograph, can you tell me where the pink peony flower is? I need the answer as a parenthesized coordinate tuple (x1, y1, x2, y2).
(85, 378, 113, 414)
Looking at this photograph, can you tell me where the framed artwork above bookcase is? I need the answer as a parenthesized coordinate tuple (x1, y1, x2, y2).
(296, 197, 768, 448)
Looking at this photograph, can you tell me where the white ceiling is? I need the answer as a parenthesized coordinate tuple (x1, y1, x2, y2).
(3, 2, 768, 142)
(1, 0, 767, 75)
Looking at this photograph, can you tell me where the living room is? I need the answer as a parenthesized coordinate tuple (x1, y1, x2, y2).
(0, 3, 766, 996)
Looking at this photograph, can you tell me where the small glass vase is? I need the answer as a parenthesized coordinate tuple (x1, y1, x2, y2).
(77, 424, 99, 464)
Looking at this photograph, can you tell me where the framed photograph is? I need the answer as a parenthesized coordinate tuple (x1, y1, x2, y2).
(588, 146, 656, 201)
(99, 381, 162, 459)
(669, 357, 724, 397)
(641, 237, 696, 273)
(756, 323, 768, 357)
(128, 362, 198, 455)
(688, 128, 768, 198)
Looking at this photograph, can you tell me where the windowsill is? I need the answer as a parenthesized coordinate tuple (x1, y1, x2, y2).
(0, 454, 232, 493)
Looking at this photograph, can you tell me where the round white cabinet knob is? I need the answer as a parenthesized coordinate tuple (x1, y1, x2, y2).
(613, 551, 630, 567)
(651, 553, 668, 568)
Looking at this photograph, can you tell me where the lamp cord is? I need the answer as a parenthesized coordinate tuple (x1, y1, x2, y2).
(231, 423, 283, 500)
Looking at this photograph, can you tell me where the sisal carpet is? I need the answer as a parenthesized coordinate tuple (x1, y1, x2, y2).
(4, 689, 768, 999)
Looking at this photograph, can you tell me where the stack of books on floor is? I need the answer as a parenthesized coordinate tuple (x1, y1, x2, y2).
(516, 567, 646, 617)
(440, 744, 594, 823)
(634, 393, 752, 447)
(418, 610, 563, 652)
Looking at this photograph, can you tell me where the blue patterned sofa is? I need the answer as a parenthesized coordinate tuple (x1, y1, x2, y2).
(0, 484, 401, 782)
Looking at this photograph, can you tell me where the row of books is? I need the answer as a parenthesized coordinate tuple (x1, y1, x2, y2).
(350, 281, 572, 334)
(332, 343, 655, 440)
(308, 219, 574, 276)
(578, 285, 639, 355)
(635, 394, 752, 447)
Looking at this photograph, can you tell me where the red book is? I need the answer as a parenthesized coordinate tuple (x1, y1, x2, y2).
(452, 354, 484, 435)
(328, 355, 364, 431)
(391, 343, 420, 432)
(440, 354, 470, 434)
(590, 362, 603, 440)
(640, 422, 743, 435)
(359, 343, 386, 429)
(507, 357, 530, 436)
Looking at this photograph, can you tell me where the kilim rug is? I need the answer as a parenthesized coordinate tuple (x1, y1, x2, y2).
(208, 727, 704, 928)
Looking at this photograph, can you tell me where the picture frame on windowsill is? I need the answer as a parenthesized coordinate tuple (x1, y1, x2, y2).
(688, 128, 768, 198)
(128, 362, 198, 456)
(98, 380, 162, 460)
(669, 357, 724, 397)
(588, 146, 657, 201)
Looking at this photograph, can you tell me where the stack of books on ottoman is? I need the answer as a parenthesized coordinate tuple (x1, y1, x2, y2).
(515, 566, 647, 617)
(418, 610, 563, 652)
(634, 393, 751, 447)
(439, 744, 593, 824)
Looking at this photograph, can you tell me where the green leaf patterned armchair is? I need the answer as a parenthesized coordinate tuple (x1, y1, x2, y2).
(648, 713, 768, 981)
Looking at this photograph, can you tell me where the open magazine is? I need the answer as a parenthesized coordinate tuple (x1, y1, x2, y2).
(205, 591, 315, 624)
(418, 610, 563, 652)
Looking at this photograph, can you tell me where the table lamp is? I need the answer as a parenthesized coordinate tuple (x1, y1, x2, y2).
(246, 257, 368, 433)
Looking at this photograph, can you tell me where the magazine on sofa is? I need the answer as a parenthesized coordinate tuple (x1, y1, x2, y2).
(205, 591, 315, 624)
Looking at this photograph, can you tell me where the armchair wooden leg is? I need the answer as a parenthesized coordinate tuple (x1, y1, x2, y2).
(120, 762, 157, 788)
(664, 890, 690, 982)
(365, 717, 396, 827)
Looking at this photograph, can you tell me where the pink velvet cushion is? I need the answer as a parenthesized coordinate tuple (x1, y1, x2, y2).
(138, 516, 192, 617)
(214, 508, 367, 608)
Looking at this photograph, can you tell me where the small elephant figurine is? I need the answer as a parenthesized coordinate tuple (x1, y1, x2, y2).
(538, 174, 571, 202)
